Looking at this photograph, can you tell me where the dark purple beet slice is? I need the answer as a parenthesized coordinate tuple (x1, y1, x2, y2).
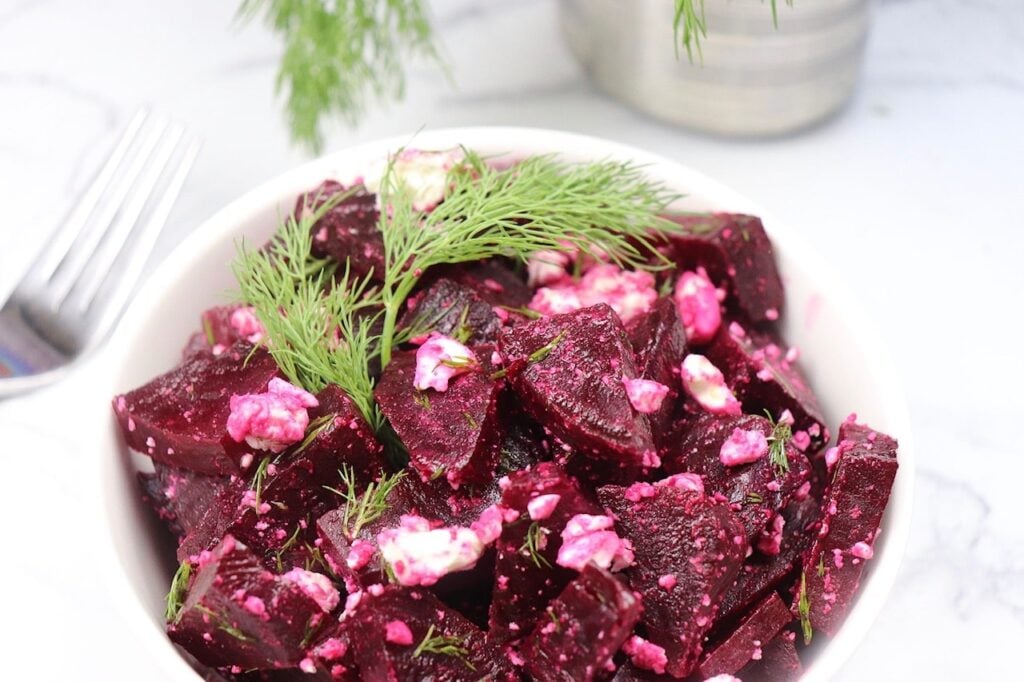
(698, 592, 793, 678)
(799, 418, 898, 638)
(662, 412, 811, 543)
(298, 181, 383, 280)
(139, 462, 231, 538)
(704, 321, 828, 462)
(113, 342, 281, 475)
(660, 213, 784, 324)
(717, 495, 820, 626)
(627, 297, 687, 447)
(489, 463, 602, 646)
(290, 620, 360, 681)
(520, 565, 642, 682)
(169, 536, 332, 670)
(347, 585, 517, 681)
(597, 485, 747, 678)
(499, 304, 655, 473)
(375, 350, 503, 488)
(177, 384, 384, 566)
(736, 632, 803, 681)
(427, 260, 534, 309)
(399, 278, 503, 345)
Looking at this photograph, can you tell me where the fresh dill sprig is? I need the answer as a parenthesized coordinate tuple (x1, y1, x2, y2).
(324, 465, 406, 539)
(519, 521, 552, 569)
(274, 522, 305, 572)
(745, 491, 764, 505)
(195, 604, 252, 642)
(233, 199, 383, 430)
(673, 0, 791, 62)
(296, 413, 335, 453)
(412, 624, 475, 670)
(375, 149, 680, 366)
(250, 455, 272, 511)
(239, 0, 442, 152)
(798, 571, 813, 645)
(165, 561, 192, 623)
(765, 410, 793, 476)
(816, 554, 826, 577)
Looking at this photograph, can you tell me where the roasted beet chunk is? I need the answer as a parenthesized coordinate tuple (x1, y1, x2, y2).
(347, 585, 516, 681)
(298, 181, 383, 280)
(400, 278, 503, 345)
(799, 417, 898, 637)
(705, 320, 828, 459)
(627, 297, 687, 445)
(489, 463, 603, 645)
(169, 536, 335, 670)
(521, 565, 641, 682)
(698, 592, 792, 678)
(113, 342, 280, 475)
(737, 632, 803, 681)
(500, 304, 655, 471)
(289, 620, 360, 680)
(663, 412, 810, 543)
(661, 213, 784, 324)
(139, 462, 230, 538)
(598, 485, 747, 678)
(375, 350, 503, 488)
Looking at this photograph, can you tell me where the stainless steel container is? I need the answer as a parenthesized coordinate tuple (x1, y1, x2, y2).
(560, 0, 871, 136)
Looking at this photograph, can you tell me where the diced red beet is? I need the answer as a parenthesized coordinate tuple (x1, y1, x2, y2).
(139, 462, 231, 538)
(178, 384, 384, 566)
(399, 278, 503, 345)
(598, 485, 747, 678)
(347, 585, 517, 681)
(429, 260, 534, 309)
(520, 565, 642, 682)
(375, 350, 503, 488)
(698, 592, 792, 678)
(627, 297, 687, 446)
(799, 418, 898, 637)
(298, 181, 383, 280)
(500, 304, 655, 473)
(704, 320, 828, 462)
(113, 342, 281, 475)
(496, 395, 551, 474)
(662, 412, 811, 543)
(489, 463, 602, 646)
(289, 619, 360, 681)
(169, 536, 332, 670)
(716, 495, 820, 626)
(736, 632, 803, 681)
(660, 213, 784, 324)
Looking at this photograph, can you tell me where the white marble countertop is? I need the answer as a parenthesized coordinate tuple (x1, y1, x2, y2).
(1, 0, 1022, 679)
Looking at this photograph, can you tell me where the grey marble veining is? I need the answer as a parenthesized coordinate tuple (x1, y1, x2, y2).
(1, 0, 1022, 678)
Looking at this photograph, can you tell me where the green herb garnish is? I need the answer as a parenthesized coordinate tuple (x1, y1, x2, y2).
(765, 410, 793, 477)
(324, 465, 405, 539)
(798, 572, 813, 645)
(296, 413, 335, 453)
(412, 624, 475, 670)
(250, 455, 272, 512)
(745, 492, 764, 505)
(519, 521, 552, 569)
(165, 561, 192, 623)
(817, 554, 826, 577)
(674, 1, 792, 62)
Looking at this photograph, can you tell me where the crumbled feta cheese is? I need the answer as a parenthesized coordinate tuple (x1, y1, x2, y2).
(527, 249, 573, 287)
(314, 637, 348, 661)
(229, 306, 266, 344)
(528, 285, 583, 317)
(576, 264, 657, 324)
(298, 657, 316, 674)
(470, 504, 518, 545)
(346, 539, 377, 571)
(623, 635, 668, 674)
(680, 354, 741, 415)
(851, 541, 874, 560)
(385, 619, 414, 645)
(656, 472, 705, 494)
(704, 676, 742, 682)
(623, 377, 670, 414)
(377, 515, 486, 587)
(756, 514, 785, 556)
(658, 574, 678, 591)
(281, 568, 340, 613)
(365, 148, 464, 212)
(413, 333, 478, 392)
(226, 378, 319, 453)
(673, 268, 722, 345)
(556, 514, 634, 572)
(527, 494, 562, 521)
(719, 427, 769, 466)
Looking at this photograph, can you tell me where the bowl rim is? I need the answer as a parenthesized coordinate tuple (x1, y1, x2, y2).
(95, 126, 915, 681)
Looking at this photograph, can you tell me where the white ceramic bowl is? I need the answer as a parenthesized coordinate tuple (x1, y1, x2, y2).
(95, 128, 914, 681)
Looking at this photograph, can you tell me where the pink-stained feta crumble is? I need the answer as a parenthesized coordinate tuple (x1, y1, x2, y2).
(385, 619, 414, 646)
(756, 514, 786, 556)
(656, 472, 705, 494)
(556, 514, 634, 572)
(298, 657, 316, 674)
(281, 567, 340, 613)
(366, 148, 464, 212)
(623, 635, 668, 675)
(658, 574, 678, 591)
(413, 333, 479, 392)
(851, 541, 874, 560)
(719, 427, 769, 466)
(528, 285, 583, 317)
(377, 514, 486, 587)
(226, 378, 319, 453)
(624, 482, 658, 502)
(673, 269, 722, 345)
(229, 306, 266, 344)
(346, 539, 377, 571)
(242, 595, 266, 618)
(577, 264, 658, 324)
(470, 504, 518, 545)
(680, 354, 741, 416)
(527, 249, 573, 287)
(527, 494, 562, 521)
(314, 637, 348, 661)
(623, 377, 670, 414)
(704, 676, 742, 682)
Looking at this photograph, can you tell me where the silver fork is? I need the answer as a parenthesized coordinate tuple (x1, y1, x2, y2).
(0, 109, 200, 398)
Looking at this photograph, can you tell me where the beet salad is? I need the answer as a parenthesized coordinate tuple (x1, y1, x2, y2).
(112, 148, 899, 681)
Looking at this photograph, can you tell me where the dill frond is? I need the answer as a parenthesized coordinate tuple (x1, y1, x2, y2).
(412, 624, 475, 670)
(324, 465, 406, 539)
(519, 521, 552, 569)
(765, 410, 793, 477)
(165, 561, 192, 623)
